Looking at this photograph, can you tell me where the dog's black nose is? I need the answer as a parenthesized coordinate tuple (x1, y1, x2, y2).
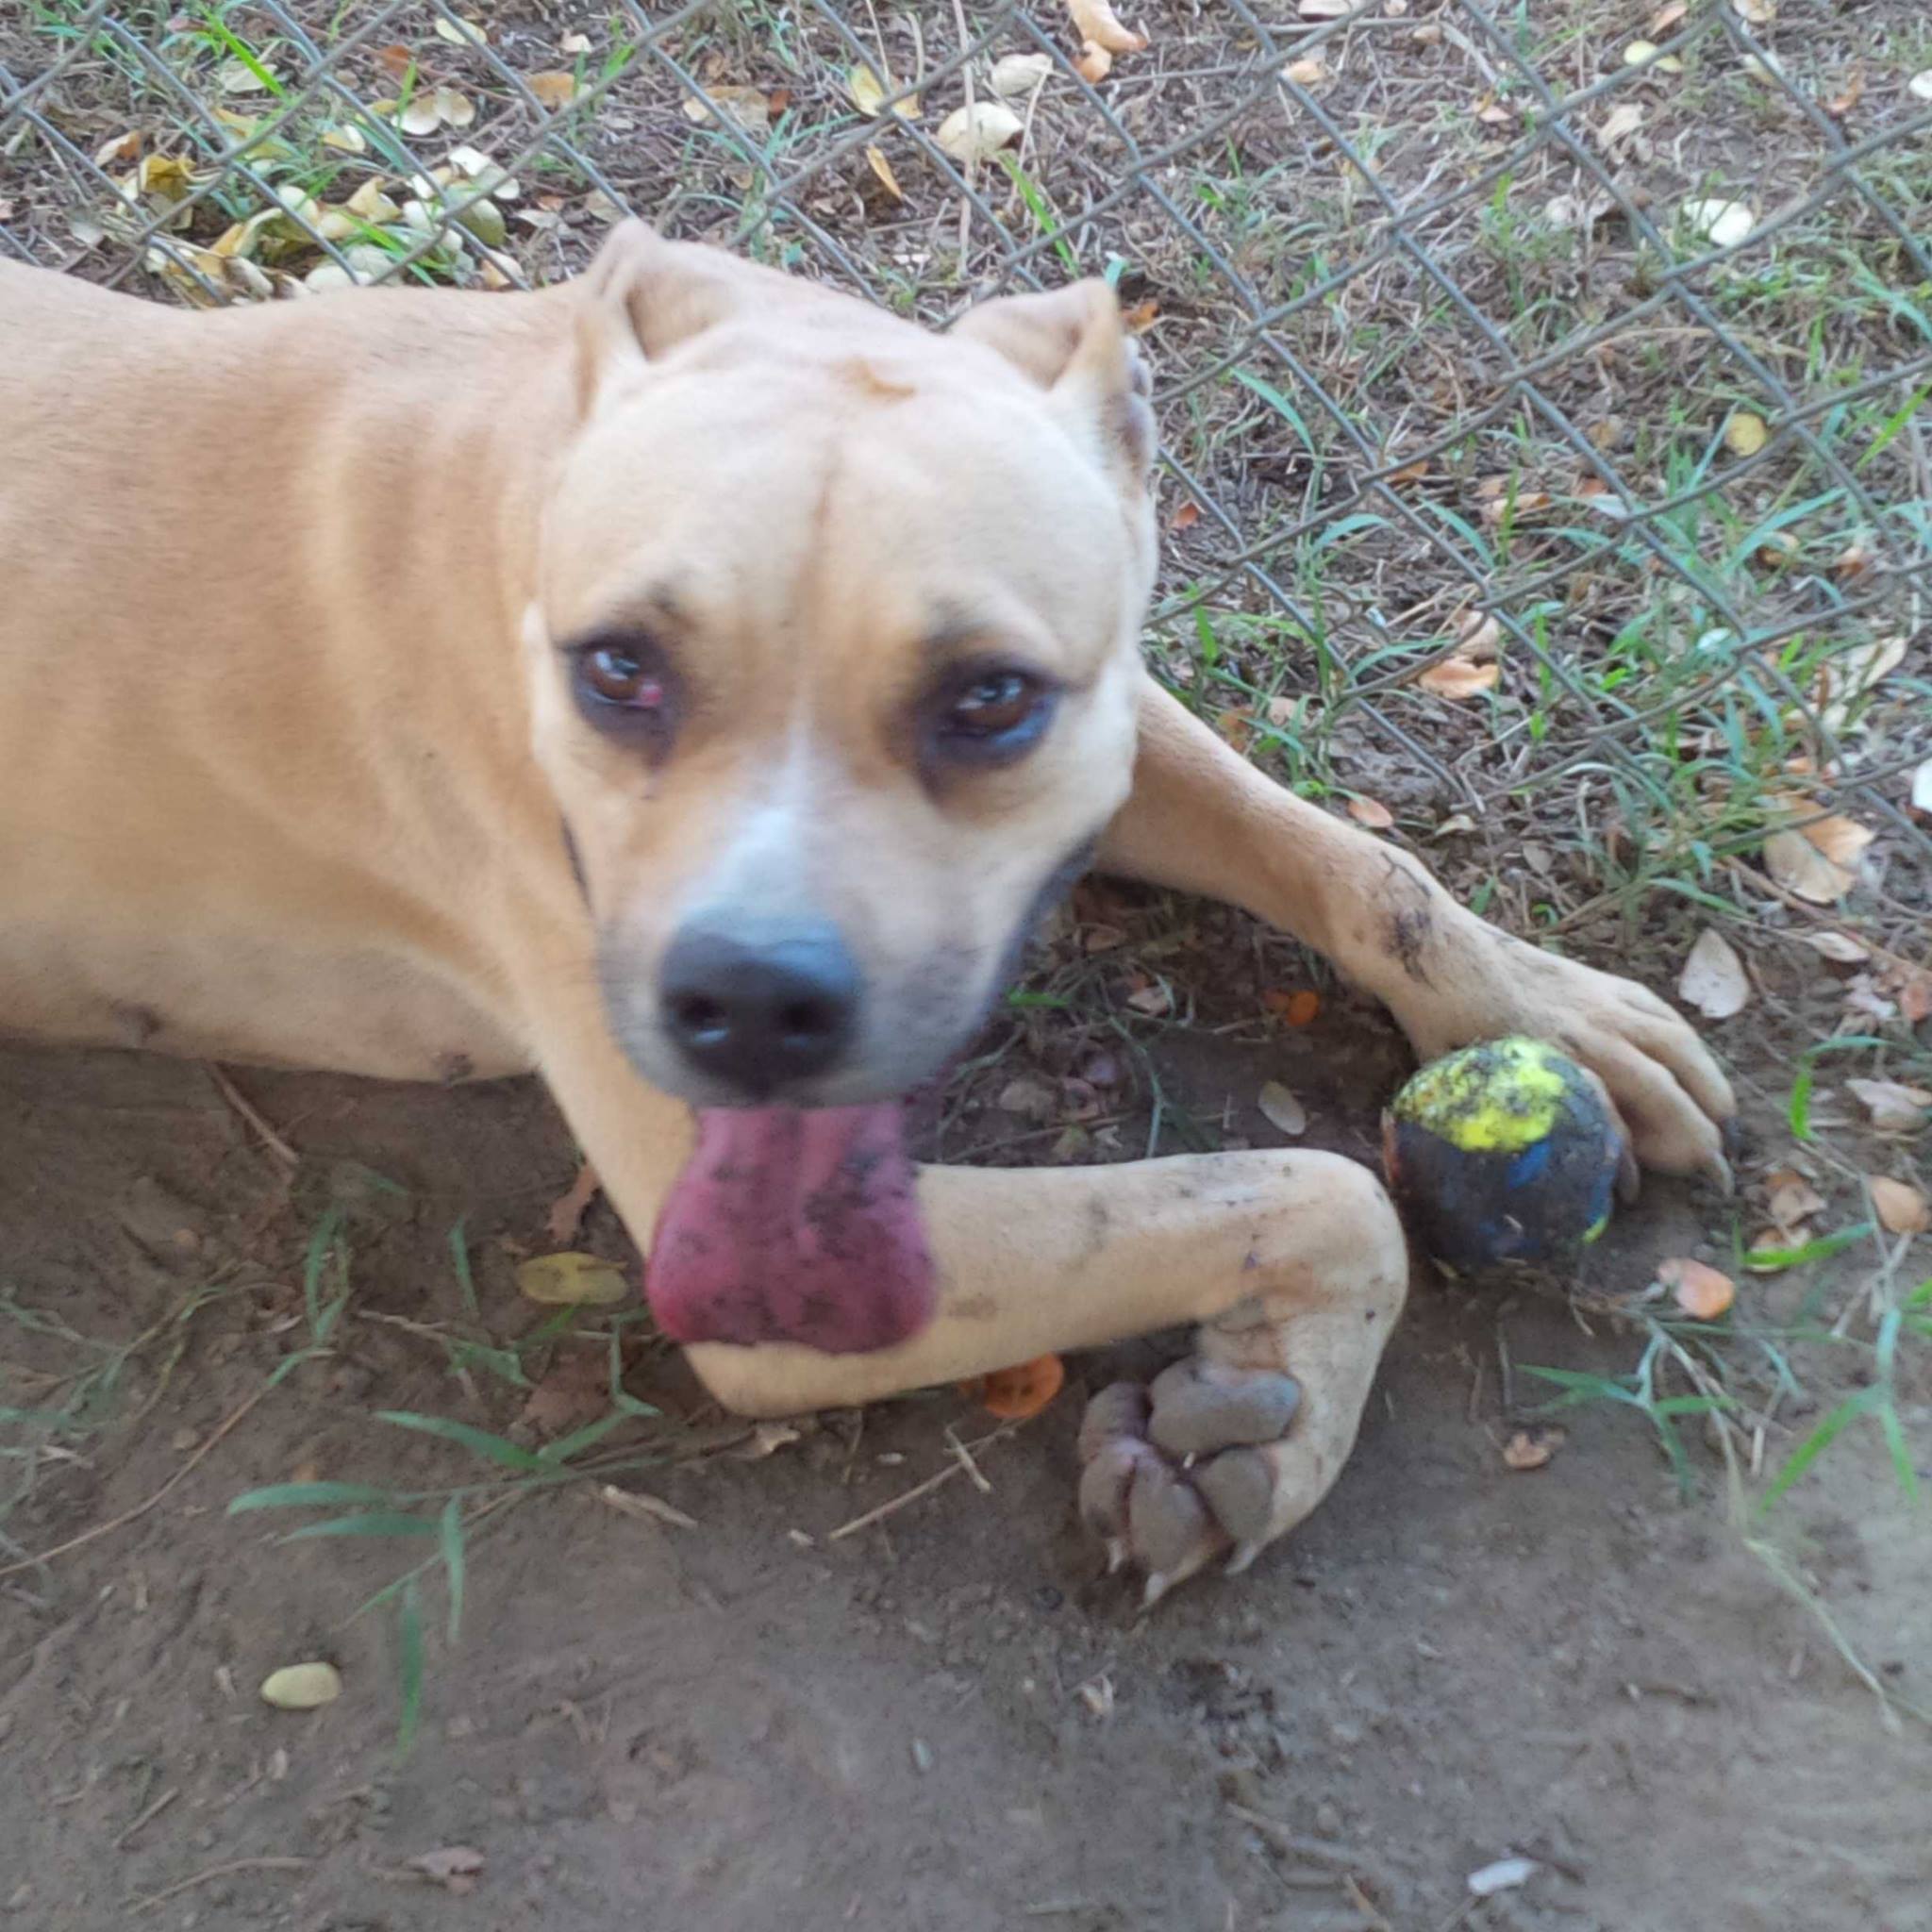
(658, 923, 861, 1097)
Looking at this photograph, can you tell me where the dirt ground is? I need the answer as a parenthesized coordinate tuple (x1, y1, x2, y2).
(4, 987, 1927, 1932)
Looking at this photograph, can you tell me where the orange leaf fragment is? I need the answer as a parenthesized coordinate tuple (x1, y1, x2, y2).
(966, 1354, 1067, 1419)
(1263, 988, 1323, 1026)
(1657, 1257, 1735, 1320)
(1868, 1176, 1928, 1237)
(1069, 0, 1147, 54)
(1347, 794, 1395, 829)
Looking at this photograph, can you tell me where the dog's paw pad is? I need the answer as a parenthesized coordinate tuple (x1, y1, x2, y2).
(1076, 1366, 1305, 1599)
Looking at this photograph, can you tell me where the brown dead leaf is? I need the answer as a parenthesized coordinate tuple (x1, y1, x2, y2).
(1298, 0, 1367, 16)
(1824, 71, 1864, 117)
(1417, 657, 1501, 699)
(1598, 101, 1645, 149)
(1869, 1176, 1929, 1237)
(1387, 458, 1432, 487)
(1168, 499, 1201, 531)
(376, 43, 414, 79)
(1124, 982, 1172, 1018)
(1879, 961, 1932, 1026)
(1503, 1427, 1562, 1471)
(1263, 989, 1323, 1026)
(1677, 928, 1751, 1020)
(1648, 0, 1687, 30)
(1284, 58, 1327, 87)
(1074, 41, 1113, 83)
(1657, 1257, 1736, 1320)
(1069, 0, 1147, 54)
(1347, 794, 1395, 830)
(682, 84, 771, 133)
(1798, 812, 1875, 870)
(1765, 1169, 1825, 1230)
(1846, 1078, 1932, 1136)
(1122, 297, 1160, 332)
(432, 13, 488, 45)
(528, 70, 580, 108)
(516, 1349, 608, 1440)
(1762, 828, 1854, 904)
(847, 64, 920, 119)
(1473, 92, 1514, 126)
(991, 53, 1054, 96)
(93, 129, 142, 167)
(544, 1161, 601, 1245)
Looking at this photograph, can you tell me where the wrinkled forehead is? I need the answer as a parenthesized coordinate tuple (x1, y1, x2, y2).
(541, 354, 1138, 667)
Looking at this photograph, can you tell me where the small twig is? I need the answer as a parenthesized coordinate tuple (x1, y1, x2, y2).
(124, 1857, 312, 1915)
(114, 1786, 179, 1850)
(0, 1384, 268, 1581)
(204, 1064, 299, 1173)
(943, 1424, 994, 1494)
(596, 1482, 698, 1530)
(828, 1422, 1020, 1541)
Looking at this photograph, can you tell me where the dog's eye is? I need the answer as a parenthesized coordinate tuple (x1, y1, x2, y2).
(580, 642, 666, 709)
(933, 669, 1056, 765)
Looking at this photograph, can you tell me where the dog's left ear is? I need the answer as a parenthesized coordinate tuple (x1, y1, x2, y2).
(951, 281, 1154, 493)
(573, 220, 791, 408)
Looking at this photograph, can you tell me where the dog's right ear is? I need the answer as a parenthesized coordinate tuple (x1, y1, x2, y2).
(572, 221, 767, 410)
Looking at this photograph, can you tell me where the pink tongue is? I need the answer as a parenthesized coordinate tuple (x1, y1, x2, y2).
(646, 1104, 935, 1354)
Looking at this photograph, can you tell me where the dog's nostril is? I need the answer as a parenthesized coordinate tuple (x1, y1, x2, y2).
(778, 998, 835, 1041)
(673, 992, 728, 1039)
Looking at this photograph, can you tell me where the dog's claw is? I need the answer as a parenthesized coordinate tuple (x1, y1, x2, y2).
(1225, 1541, 1262, 1576)
(1105, 1538, 1128, 1575)
(1142, 1572, 1170, 1608)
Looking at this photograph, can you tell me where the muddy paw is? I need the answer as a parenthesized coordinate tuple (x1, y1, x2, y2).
(1076, 1360, 1304, 1605)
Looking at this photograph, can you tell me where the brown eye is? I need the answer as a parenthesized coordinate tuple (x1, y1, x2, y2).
(582, 642, 665, 708)
(948, 673, 1040, 739)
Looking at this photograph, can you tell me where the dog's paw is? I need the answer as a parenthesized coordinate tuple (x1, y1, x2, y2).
(1076, 1360, 1308, 1605)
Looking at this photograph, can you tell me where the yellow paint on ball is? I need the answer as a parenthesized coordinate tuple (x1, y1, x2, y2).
(1392, 1037, 1571, 1153)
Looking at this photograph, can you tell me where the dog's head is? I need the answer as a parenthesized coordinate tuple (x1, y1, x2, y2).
(528, 223, 1158, 1114)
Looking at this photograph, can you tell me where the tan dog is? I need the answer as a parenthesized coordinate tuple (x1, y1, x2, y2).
(0, 226, 1733, 1596)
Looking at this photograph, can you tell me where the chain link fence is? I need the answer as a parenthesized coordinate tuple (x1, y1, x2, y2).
(4, 0, 1928, 978)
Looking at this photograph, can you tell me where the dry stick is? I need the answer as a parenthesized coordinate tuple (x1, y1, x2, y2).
(0, 1384, 268, 1582)
(828, 1422, 1021, 1541)
(114, 1786, 180, 1850)
(124, 1857, 313, 1915)
(204, 1063, 300, 1172)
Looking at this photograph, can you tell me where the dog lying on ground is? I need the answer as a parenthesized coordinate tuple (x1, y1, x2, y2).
(0, 225, 1733, 1596)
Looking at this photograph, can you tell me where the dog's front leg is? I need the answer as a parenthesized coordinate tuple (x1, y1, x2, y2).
(1099, 676, 1736, 1185)
(525, 981, 1406, 1596)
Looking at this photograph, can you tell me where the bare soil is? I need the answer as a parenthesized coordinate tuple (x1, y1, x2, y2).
(3, 995, 1926, 1932)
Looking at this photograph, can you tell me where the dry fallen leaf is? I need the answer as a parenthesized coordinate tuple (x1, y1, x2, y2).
(516, 1348, 608, 1439)
(544, 1161, 601, 1244)
(1074, 41, 1112, 83)
(1794, 810, 1875, 871)
(1168, 498, 1201, 531)
(516, 1250, 629, 1307)
(990, 53, 1054, 96)
(1911, 71, 1932, 104)
(1680, 197, 1755, 248)
(864, 144, 905, 201)
(1678, 927, 1751, 1019)
(1914, 759, 1932, 815)
(682, 84, 772, 134)
(432, 14, 488, 45)
(1824, 71, 1864, 117)
(1846, 1079, 1932, 1136)
(1804, 930, 1870, 965)
(1648, 0, 1687, 30)
(527, 70, 580, 108)
(1735, 0, 1775, 20)
(1347, 794, 1396, 830)
(1869, 1177, 1929, 1237)
(847, 63, 920, 118)
(1299, 0, 1367, 16)
(408, 1846, 485, 1895)
(1284, 58, 1327, 86)
(1599, 101, 1645, 148)
(1257, 1080, 1308, 1137)
(1765, 1169, 1825, 1229)
(1658, 1257, 1736, 1321)
(1069, 0, 1147, 54)
(259, 1661, 342, 1709)
(935, 100, 1023, 163)
(1762, 828, 1854, 904)
(1724, 410, 1769, 458)
(1503, 1427, 1561, 1471)
(560, 30, 592, 54)
(1418, 657, 1502, 699)
(969, 1353, 1067, 1419)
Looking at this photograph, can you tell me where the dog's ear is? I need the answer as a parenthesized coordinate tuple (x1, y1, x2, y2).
(951, 281, 1154, 491)
(573, 221, 778, 408)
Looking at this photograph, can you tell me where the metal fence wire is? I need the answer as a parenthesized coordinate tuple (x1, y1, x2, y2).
(3, 1, 1928, 963)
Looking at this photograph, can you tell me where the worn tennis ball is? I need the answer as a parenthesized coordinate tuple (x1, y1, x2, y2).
(1381, 1037, 1622, 1280)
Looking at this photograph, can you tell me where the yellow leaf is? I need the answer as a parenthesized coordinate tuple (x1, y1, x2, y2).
(1724, 409, 1768, 457)
(846, 64, 918, 118)
(1869, 1176, 1928, 1236)
(320, 124, 367, 154)
(1657, 1257, 1735, 1320)
(1284, 58, 1327, 86)
(516, 1251, 630, 1307)
(1417, 656, 1501, 699)
(1070, 0, 1148, 53)
(528, 70, 579, 108)
(93, 129, 142, 167)
(935, 100, 1022, 163)
(259, 1662, 342, 1709)
(681, 84, 772, 134)
(433, 14, 488, 45)
(1796, 810, 1874, 870)
(864, 143, 905, 201)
